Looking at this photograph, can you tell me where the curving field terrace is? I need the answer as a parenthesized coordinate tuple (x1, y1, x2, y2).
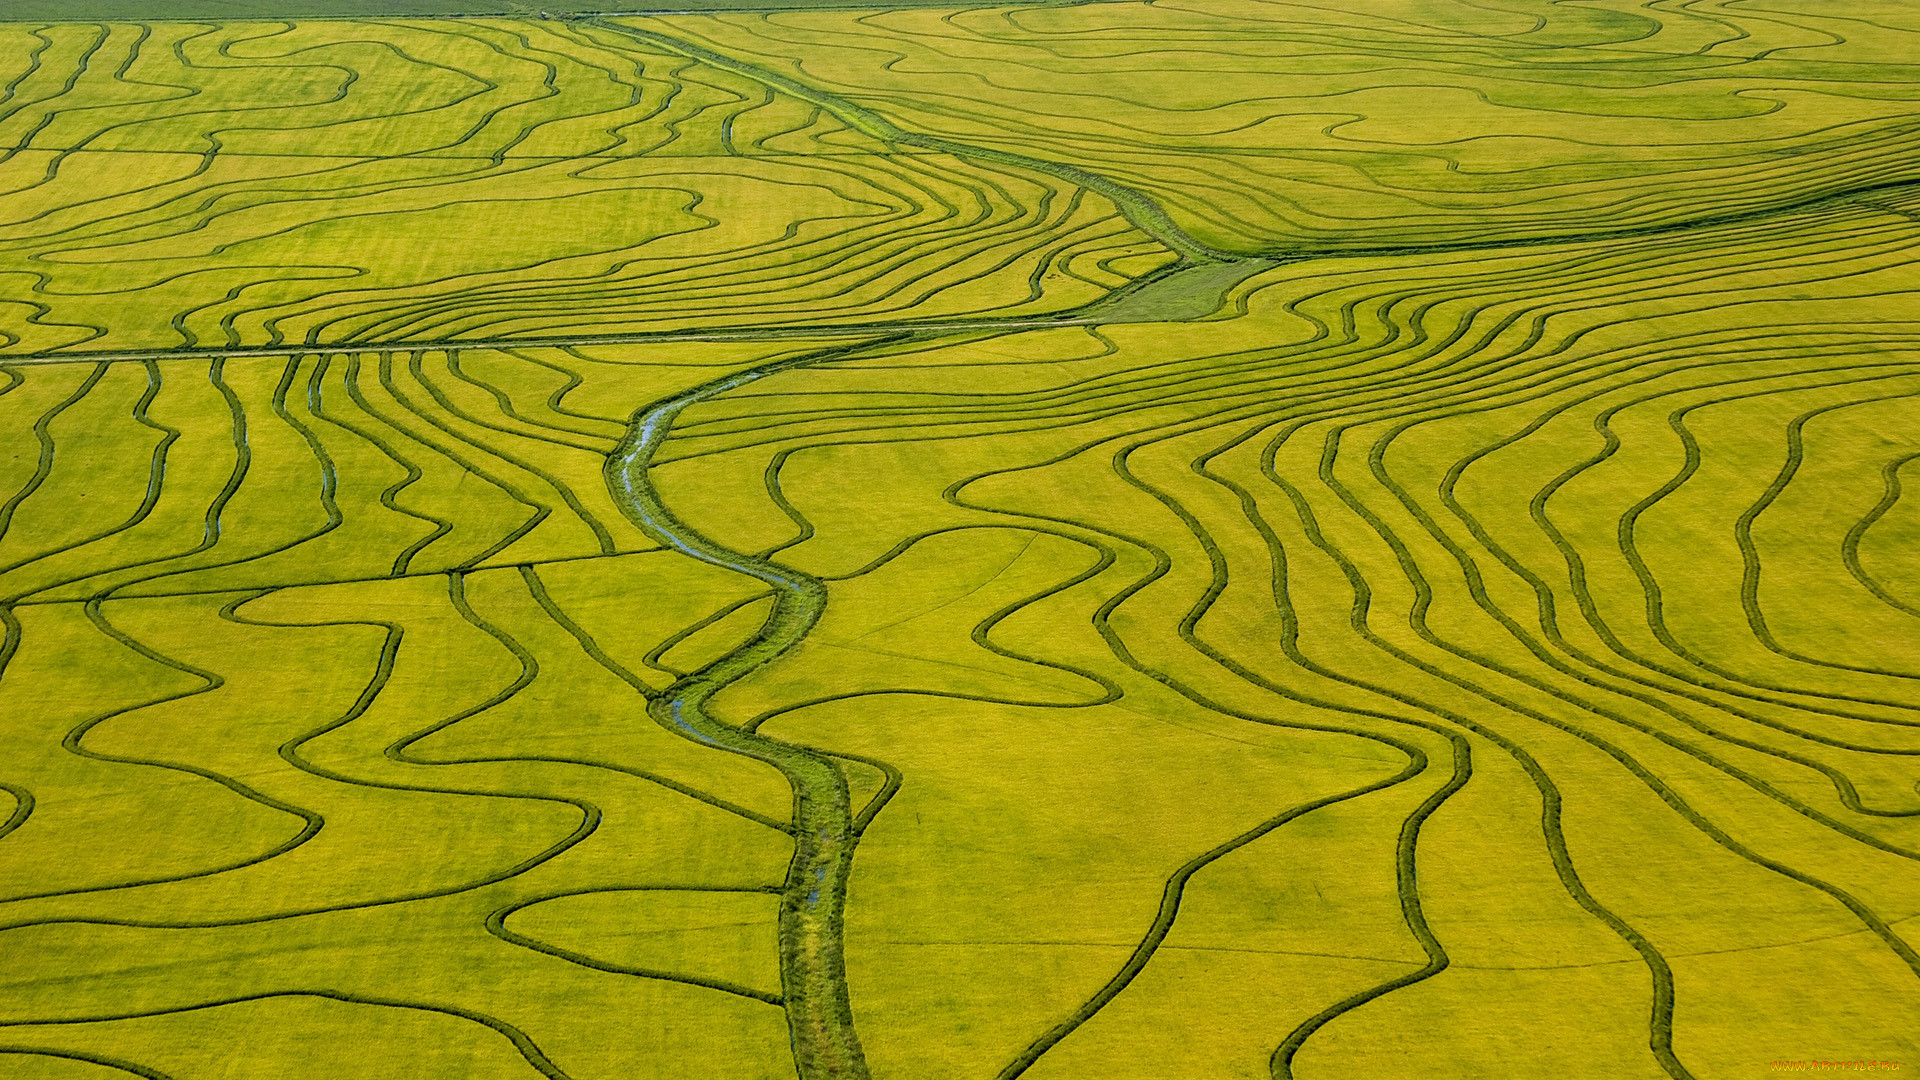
(0, 2, 1916, 1079)
(0, 17, 1167, 354)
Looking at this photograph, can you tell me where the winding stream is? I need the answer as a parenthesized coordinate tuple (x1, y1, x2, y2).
(603, 335, 916, 1080)
(587, 19, 1246, 1079)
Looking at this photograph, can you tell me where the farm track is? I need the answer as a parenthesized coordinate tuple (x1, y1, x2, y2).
(0, 4, 1916, 1080)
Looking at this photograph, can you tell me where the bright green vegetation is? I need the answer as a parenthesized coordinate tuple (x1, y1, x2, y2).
(0, 3, 1917, 1080)
(0, 2, 1005, 21)
(0, 18, 1165, 355)
(658, 1, 1920, 255)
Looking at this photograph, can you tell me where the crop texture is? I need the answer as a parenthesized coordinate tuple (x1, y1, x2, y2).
(0, 3, 1915, 1080)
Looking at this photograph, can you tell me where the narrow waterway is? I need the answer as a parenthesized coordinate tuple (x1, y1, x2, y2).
(603, 335, 914, 1080)
(584, 21, 1252, 1079)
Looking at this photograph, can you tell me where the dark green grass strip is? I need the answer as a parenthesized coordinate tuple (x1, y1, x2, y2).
(0, 363, 107, 556)
(304, 353, 455, 576)
(0, 781, 33, 843)
(692, 204, 1920, 1074)
(404, 569, 793, 834)
(1843, 451, 1920, 620)
(0, 1046, 172, 1078)
(518, 563, 652, 694)
(0, 585, 597, 930)
(924, 443, 1459, 1078)
(0, 363, 101, 675)
(1535, 373, 1920, 723)
(583, 18, 1227, 264)
(0, 993, 572, 1079)
(1692, 391, 1920, 682)
(1100, 408, 1699, 1079)
(341, 352, 543, 569)
(870, 302, 1905, 1078)
(56, 357, 254, 599)
(0, 594, 327, 906)
(445, 350, 619, 448)
(1424, 355, 1920, 729)
(999, 758, 1441, 1080)
(643, 592, 771, 677)
(1352, 364, 1920, 806)
(398, 351, 617, 554)
(488, 886, 785, 1006)
(0, 1, 1037, 19)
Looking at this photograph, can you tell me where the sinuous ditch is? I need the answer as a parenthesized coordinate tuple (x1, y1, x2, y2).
(603, 334, 905, 1080)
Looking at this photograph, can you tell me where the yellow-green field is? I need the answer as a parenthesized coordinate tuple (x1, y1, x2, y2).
(0, 3, 1915, 1079)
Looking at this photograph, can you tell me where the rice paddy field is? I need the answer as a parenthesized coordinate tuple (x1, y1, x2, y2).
(0, 2, 1915, 1078)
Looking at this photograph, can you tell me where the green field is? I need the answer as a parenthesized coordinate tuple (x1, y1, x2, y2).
(0, 3, 1915, 1079)
(0, 3, 1014, 19)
